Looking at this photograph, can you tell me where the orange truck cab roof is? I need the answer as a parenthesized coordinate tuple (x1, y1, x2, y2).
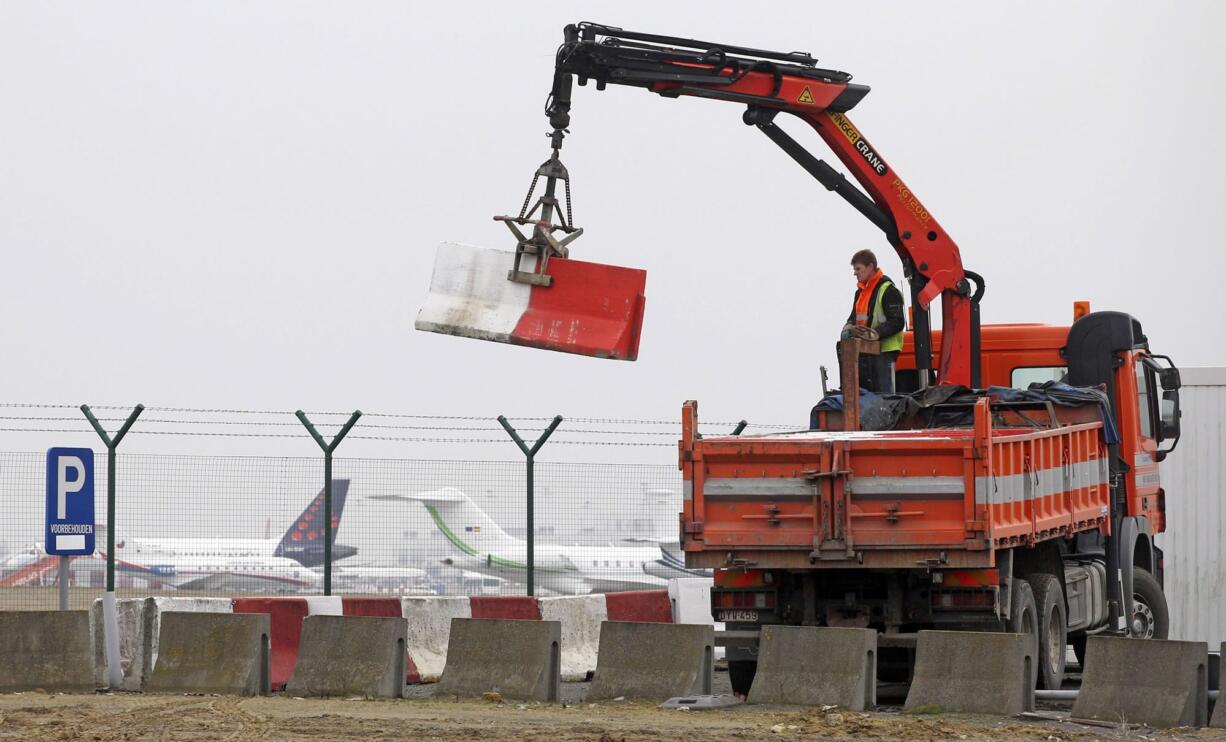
(898, 323, 1071, 388)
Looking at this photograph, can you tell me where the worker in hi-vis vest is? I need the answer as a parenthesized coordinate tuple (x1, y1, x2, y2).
(840, 249, 906, 393)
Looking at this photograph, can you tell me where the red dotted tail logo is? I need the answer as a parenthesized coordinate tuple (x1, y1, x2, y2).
(298, 522, 309, 530)
(306, 531, 318, 541)
(291, 531, 302, 542)
(310, 503, 320, 513)
(331, 516, 339, 528)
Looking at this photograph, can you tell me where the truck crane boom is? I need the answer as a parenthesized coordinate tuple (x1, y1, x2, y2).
(417, 22, 985, 386)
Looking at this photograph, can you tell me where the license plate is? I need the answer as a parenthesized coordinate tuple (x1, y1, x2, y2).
(718, 609, 759, 622)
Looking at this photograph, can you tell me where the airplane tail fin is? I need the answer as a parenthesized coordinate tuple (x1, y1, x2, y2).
(274, 479, 352, 567)
(371, 487, 523, 559)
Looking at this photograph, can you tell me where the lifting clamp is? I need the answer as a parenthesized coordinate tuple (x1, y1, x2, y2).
(494, 128, 584, 287)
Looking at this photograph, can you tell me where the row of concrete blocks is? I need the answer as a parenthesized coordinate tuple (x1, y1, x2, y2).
(749, 626, 1220, 729)
(4, 610, 1221, 727)
(0, 610, 711, 701)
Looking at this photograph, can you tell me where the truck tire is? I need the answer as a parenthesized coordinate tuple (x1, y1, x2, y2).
(1129, 568, 1169, 639)
(1071, 567, 1168, 668)
(727, 660, 757, 697)
(1007, 579, 1038, 688)
(1027, 573, 1067, 689)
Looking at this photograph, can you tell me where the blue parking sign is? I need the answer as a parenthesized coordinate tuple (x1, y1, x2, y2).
(45, 447, 95, 556)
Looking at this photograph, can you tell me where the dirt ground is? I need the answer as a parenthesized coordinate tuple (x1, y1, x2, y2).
(1, 691, 1223, 742)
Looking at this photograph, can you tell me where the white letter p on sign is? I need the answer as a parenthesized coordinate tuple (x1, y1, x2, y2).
(57, 455, 85, 519)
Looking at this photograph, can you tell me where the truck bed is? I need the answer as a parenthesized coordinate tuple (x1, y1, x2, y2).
(679, 398, 1109, 570)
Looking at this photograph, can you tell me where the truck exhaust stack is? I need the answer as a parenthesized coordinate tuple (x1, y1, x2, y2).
(415, 242, 646, 361)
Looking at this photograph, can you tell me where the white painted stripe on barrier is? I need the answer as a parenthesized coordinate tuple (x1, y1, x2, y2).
(400, 596, 472, 682)
(669, 577, 725, 661)
(540, 594, 607, 681)
(304, 596, 343, 616)
(415, 243, 532, 342)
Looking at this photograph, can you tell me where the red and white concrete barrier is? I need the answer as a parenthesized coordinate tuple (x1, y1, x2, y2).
(415, 243, 647, 361)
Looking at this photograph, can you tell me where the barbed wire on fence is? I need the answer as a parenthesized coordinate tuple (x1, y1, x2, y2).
(0, 402, 805, 448)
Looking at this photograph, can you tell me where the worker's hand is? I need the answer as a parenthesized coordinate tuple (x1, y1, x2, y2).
(840, 324, 857, 340)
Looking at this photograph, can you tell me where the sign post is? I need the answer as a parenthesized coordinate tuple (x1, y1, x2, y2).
(45, 448, 96, 610)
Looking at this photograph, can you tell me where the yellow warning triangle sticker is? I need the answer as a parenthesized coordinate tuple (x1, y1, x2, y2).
(797, 86, 814, 104)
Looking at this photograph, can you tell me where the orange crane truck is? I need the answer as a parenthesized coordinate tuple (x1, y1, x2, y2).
(414, 23, 1185, 693)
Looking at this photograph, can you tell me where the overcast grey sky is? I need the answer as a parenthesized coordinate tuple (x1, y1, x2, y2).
(2, 1, 1223, 462)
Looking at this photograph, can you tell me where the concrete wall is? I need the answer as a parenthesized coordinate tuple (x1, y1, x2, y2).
(1158, 367, 1225, 647)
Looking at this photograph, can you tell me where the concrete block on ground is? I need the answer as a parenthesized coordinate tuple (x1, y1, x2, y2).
(541, 594, 608, 681)
(401, 596, 471, 682)
(125, 598, 233, 691)
(1073, 635, 1208, 728)
(344, 596, 418, 684)
(588, 621, 713, 701)
(748, 626, 876, 709)
(286, 616, 406, 698)
(904, 630, 1034, 716)
(145, 612, 270, 696)
(232, 597, 315, 690)
(1213, 643, 1226, 729)
(0, 611, 94, 692)
(436, 618, 560, 702)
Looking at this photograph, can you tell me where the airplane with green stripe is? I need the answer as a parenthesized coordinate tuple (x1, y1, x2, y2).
(370, 487, 700, 595)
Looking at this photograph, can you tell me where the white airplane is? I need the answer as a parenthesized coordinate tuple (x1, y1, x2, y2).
(101, 481, 357, 592)
(111, 480, 357, 569)
(370, 487, 706, 595)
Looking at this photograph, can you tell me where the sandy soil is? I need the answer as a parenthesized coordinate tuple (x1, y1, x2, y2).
(1, 691, 1223, 742)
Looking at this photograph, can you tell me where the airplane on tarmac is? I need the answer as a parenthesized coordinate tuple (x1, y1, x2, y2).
(105, 480, 358, 592)
(369, 487, 709, 595)
(112, 480, 357, 568)
(1, 481, 358, 593)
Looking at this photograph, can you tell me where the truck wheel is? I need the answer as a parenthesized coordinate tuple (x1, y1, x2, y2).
(1027, 573, 1067, 689)
(1129, 568, 1169, 639)
(1007, 579, 1038, 687)
(727, 660, 757, 697)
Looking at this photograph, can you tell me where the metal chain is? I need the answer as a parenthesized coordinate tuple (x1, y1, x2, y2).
(517, 171, 539, 220)
(564, 176, 573, 227)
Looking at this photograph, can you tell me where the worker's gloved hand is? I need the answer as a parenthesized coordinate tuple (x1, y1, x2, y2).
(840, 324, 857, 340)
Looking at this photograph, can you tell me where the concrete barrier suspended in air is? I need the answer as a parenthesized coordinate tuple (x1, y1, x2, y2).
(415, 242, 647, 361)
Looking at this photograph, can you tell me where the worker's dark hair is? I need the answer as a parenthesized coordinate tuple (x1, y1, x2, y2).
(850, 249, 877, 268)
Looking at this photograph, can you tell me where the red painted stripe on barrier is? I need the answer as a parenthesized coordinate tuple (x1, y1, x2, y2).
(605, 590, 673, 623)
(469, 595, 540, 620)
(341, 597, 401, 617)
(340, 597, 421, 684)
(231, 598, 310, 691)
(509, 257, 647, 361)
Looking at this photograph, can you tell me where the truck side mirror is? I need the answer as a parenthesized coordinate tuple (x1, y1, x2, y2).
(1159, 367, 1181, 391)
(1155, 388, 1182, 462)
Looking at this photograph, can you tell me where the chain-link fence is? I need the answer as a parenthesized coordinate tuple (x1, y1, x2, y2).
(0, 403, 806, 610)
(0, 451, 697, 609)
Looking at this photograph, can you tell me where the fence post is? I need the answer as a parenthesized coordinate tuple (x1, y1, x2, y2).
(80, 403, 143, 689)
(497, 415, 563, 597)
(296, 410, 361, 596)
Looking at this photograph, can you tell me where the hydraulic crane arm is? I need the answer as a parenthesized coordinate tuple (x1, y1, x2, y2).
(544, 23, 983, 387)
